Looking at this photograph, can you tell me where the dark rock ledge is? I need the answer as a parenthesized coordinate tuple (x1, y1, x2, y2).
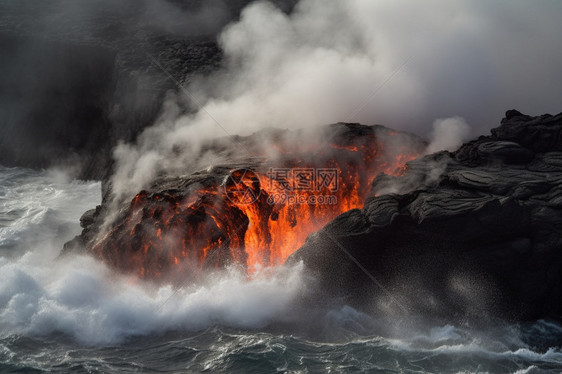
(289, 110, 562, 322)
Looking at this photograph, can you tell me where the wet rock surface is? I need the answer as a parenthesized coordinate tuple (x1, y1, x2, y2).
(290, 111, 562, 322)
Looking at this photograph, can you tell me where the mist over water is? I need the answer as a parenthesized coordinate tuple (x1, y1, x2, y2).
(0, 255, 308, 345)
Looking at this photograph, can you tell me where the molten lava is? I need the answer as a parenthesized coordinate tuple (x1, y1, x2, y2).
(90, 125, 422, 277)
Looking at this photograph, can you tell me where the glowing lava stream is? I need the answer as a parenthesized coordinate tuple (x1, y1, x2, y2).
(90, 131, 421, 278)
(227, 142, 417, 270)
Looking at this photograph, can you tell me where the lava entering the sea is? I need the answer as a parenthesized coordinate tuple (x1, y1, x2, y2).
(90, 124, 424, 278)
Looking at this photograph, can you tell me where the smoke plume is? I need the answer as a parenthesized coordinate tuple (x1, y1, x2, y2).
(111, 0, 562, 199)
(426, 117, 471, 154)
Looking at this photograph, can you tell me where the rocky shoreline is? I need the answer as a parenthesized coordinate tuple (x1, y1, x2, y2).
(63, 110, 562, 322)
(290, 110, 562, 322)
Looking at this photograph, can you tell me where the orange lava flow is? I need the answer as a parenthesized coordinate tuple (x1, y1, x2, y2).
(235, 142, 417, 269)
(90, 134, 420, 277)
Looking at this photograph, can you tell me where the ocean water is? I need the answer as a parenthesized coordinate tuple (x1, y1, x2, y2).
(1, 165, 562, 373)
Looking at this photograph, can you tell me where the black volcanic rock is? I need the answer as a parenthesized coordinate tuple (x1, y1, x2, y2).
(289, 111, 562, 322)
(61, 123, 425, 276)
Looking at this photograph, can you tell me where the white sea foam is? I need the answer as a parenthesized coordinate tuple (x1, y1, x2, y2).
(387, 327, 562, 367)
(0, 167, 309, 345)
(0, 252, 306, 345)
(0, 166, 100, 253)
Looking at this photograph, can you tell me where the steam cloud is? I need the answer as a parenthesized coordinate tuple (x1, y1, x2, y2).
(111, 0, 562, 199)
(426, 117, 471, 154)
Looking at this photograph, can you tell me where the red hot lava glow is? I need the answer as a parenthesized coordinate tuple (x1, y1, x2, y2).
(90, 126, 422, 277)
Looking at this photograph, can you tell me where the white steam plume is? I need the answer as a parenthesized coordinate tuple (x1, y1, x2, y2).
(426, 117, 471, 154)
(112, 0, 562, 199)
